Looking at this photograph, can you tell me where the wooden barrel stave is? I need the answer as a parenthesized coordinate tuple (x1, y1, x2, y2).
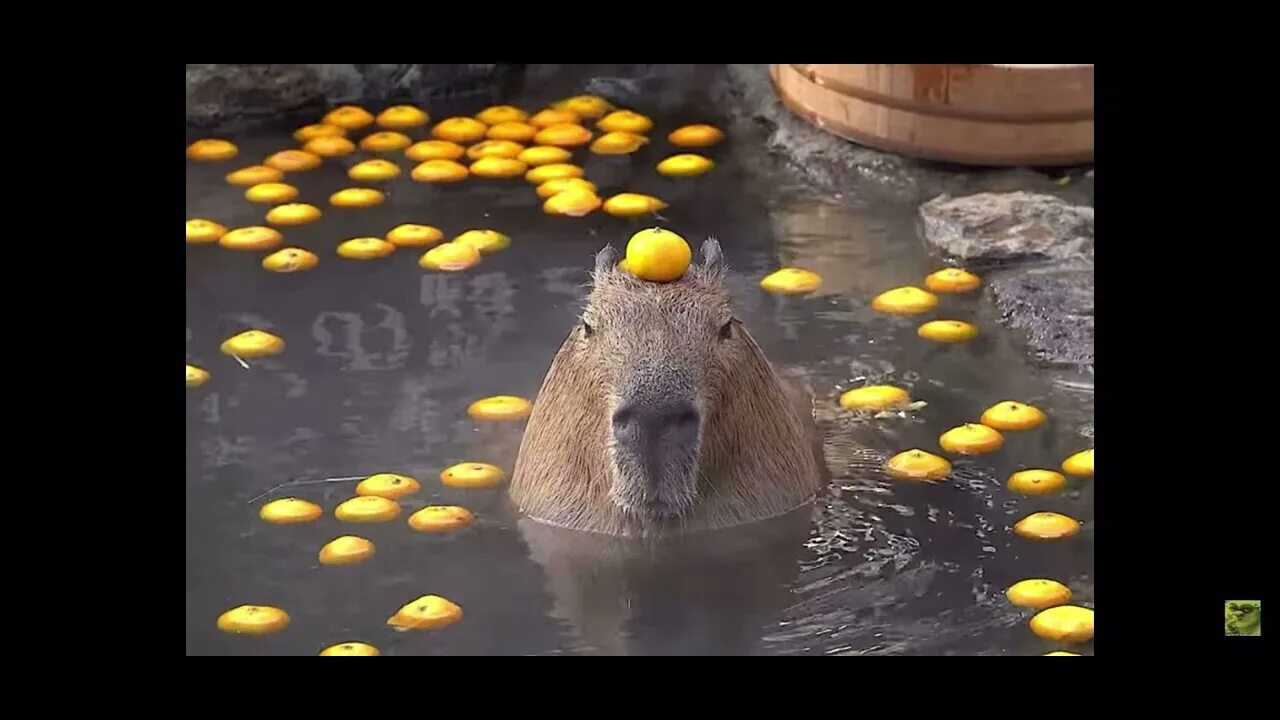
(770, 63, 1094, 167)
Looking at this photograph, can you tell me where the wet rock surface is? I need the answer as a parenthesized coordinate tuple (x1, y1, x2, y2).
(986, 260, 1094, 368)
(919, 192, 1094, 263)
(185, 64, 519, 129)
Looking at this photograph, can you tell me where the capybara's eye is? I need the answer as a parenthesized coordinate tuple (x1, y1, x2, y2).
(719, 320, 734, 341)
(582, 321, 594, 338)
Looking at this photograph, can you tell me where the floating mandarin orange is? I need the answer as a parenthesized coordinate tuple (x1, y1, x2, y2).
(408, 505, 475, 533)
(262, 247, 319, 273)
(265, 149, 322, 172)
(597, 110, 653, 134)
(411, 159, 469, 183)
(939, 423, 1004, 455)
(334, 496, 401, 523)
(318, 536, 375, 566)
(536, 177, 598, 199)
(187, 138, 239, 161)
(760, 268, 822, 295)
(918, 320, 979, 343)
(356, 473, 421, 500)
(337, 237, 396, 259)
(258, 498, 320, 524)
(244, 182, 298, 204)
(186, 219, 226, 244)
(419, 242, 481, 272)
(186, 364, 210, 388)
(440, 462, 506, 489)
(469, 156, 528, 179)
(348, 159, 401, 182)
(529, 108, 580, 128)
(591, 131, 648, 155)
(431, 117, 488, 144)
(1062, 449, 1094, 477)
(265, 203, 322, 226)
(303, 135, 357, 158)
(1007, 469, 1067, 496)
(467, 395, 533, 421)
(925, 268, 982, 293)
(544, 188, 602, 217)
(839, 385, 909, 411)
(406, 140, 466, 162)
(319, 642, 380, 656)
(217, 605, 289, 635)
(476, 105, 528, 125)
(330, 188, 384, 208)
(323, 105, 375, 130)
(1014, 512, 1081, 541)
(486, 122, 539, 143)
(387, 224, 443, 247)
(885, 449, 952, 481)
(872, 287, 938, 315)
(387, 595, 462, 631)
(376, 105, 429, 130)
(222, 330, 285, 359)
(360, 131, 413, 153)
(294, 123, 346, 142)
(534, 123, 593, 147)
(466, 140, 525, 160)
(603, 192, 668, 218)
(1006, 579, 1073, 609)
(452, 229, 511, 254)
(553, 95, 614, 119)
(525, 163, 584, 185)
(656, 153, 715, 177)
(225, 165, 284, 186)
(981, 401, 1048, 431)
(518, 145, 574, 166)
(1030, 605, 1093, 643)
(219, 226, 283, 250)
(668, 124, 724, 148)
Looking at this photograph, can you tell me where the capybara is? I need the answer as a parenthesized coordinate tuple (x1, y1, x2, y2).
(509, 238, 823, 537)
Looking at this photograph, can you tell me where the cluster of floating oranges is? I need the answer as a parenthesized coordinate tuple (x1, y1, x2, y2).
(185, 95, 726, 388)
(187, 96, 726, 278)
(838, 380, 1095, 651)
(760, 257, 1094, 651)
(756, 254, 982, 347)
(213, 394, 532, 653)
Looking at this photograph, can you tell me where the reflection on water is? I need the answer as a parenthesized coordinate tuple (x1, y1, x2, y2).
(186, 87, 1093, 656)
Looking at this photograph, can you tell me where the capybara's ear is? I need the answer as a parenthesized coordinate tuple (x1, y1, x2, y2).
(594, 244, 618, 277)
(702, 237, 723, 269)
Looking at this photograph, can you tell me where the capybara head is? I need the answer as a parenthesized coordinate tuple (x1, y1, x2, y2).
(509, 237, 822, 537)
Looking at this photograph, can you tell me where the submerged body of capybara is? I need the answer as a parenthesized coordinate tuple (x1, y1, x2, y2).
(509, 238, 823, 537)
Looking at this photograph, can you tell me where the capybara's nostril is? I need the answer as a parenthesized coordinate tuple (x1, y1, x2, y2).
(612, 406, 637, 430)
(613, 401, 699, 435)
(670, 407, 699, 428)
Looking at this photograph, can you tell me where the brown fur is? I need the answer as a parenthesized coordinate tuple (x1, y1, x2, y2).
(509, 238, 823, 537)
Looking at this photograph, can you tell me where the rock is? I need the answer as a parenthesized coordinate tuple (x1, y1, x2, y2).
(986, 260, 1094, 368)
(919, 191, 1093, 264)
(185, 64, 516, 128)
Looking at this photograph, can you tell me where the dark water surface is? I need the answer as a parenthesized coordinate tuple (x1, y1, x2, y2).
(186, 83, 1094, 656)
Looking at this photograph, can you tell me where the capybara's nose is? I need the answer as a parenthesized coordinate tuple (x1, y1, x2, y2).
(612, 400, 700, 437)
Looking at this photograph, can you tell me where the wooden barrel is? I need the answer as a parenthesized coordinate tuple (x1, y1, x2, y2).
(769, 64, 1093, 167)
